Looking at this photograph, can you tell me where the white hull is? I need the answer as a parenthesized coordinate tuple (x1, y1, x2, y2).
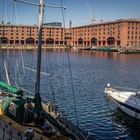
(105, 87, 140, 120)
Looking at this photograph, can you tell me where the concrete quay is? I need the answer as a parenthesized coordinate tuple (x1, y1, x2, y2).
(1, 45, 140, 54)
(0, 45, 69, 50)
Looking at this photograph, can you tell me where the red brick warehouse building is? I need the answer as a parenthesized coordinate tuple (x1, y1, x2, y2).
(0, 24, 66, 46)
(0, 19, 140, 48)
(66, 19, 140, 48)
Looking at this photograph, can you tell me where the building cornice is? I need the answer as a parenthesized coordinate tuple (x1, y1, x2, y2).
(71, 18, 140, 29)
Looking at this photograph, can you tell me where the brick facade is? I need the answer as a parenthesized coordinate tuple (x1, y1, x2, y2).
(0, 25, 65, 46)
(66, 19, 140, 48)
(0, 19, 140, 48)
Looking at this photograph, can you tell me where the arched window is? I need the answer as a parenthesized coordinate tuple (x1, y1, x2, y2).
(26, 38, 35, 45)
(91, 38, 97, 46)
(107, 37, 115, 46)
(46, 38, 54, 44)
(78, 38, 83, 45)
(0, 37, 8, 44)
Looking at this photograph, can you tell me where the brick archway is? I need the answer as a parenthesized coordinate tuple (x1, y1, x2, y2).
(26, 38, 35, 45)
(107, 37, 115, 46)
(46, 38, 54, 44)
(0, 37, 9, 44)
(91, 38, 97, 46)
(78, 38, 83, 45)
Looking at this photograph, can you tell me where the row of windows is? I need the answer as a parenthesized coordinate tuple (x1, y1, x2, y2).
(4, 37, 64, 40)
(1, 35, 64, 39)
(72, 24, 140, 33)
(127, 41, 140, 45)
(77, 24, 121, 29)
(128, 31, 140, 35)
(73, 26, 121, 32)
(0, 32, 64, 37)
(0, 30, 64, 34)
(128, 36, 140, 39)
(73, 29, 120, 34)
(73, 36, 120, 40)
(1, 34, 140, 40)
(128, 22, 140, 25)
(73, 32, 120, 37)
(128, 27, 140, 30)
(0, 28, 62, 33)
(0, 26, 63, 29)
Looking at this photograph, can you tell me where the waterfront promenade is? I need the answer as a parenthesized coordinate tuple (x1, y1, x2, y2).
(1, 45, 140, 54)
(0, 45, 69, 50)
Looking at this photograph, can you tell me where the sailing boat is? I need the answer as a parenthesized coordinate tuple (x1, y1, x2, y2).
(0, 0, 90, 139)
(104, 84, 140, 120)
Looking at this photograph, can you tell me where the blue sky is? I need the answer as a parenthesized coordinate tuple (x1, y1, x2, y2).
(0, 0, 140, 27)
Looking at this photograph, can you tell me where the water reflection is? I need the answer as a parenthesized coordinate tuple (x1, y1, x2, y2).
(1, 50, 140, 140)
(75, 50, 140, 62)
(112, 109, 140, 140)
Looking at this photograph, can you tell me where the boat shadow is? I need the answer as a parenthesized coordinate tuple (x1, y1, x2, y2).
(112, 108, 140, 140)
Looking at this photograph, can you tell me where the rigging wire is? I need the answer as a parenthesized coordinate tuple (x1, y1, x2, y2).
(1, 0, 5, 24)
(12, 1, 20, 86)
(0, 44, 10, 84)
(0, 1, 3, 22)
(13, 0, 18, 24)
(0, 0, 10, 84)
(32, 0, 38, 24)
(11, 0, 36, 124)
(43, 0, 67, 116)
(12, 0, 30, 92)
(4, 0, 9, 23)
(60, 0, 79, 127)
(16, 0, 26, 86)
(45, 51, 59, 106)
(58, 0, 69, 117)
(42, 18, 64, 106)
(1, 1, 11, 84)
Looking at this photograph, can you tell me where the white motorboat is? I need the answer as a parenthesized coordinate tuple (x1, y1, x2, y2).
(105, 84, 140, 120)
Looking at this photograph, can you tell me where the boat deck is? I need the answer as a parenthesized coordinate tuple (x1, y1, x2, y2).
(0, 112, 68, 140)
(105, 87, 139, 95)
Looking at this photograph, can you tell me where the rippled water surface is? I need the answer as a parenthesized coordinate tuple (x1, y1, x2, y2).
(0, 50, 140, 140)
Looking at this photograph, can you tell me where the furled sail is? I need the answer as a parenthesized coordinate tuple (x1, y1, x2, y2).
(0, 81, 23, 95)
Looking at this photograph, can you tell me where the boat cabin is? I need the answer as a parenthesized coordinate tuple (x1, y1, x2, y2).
(1, 97, 35, 123)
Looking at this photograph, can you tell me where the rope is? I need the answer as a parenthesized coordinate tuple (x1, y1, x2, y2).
(60, 0, 79, 127)
(32, 0, 38, 24)
(13, 0, 18, 24)
(0, 43, 10, 84)
(4, 0, 9, 23)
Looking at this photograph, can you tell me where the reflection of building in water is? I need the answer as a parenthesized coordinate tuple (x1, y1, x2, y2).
(0, 18, 140, 48)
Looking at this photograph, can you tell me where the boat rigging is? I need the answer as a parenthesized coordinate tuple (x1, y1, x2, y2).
(0, 0, 90, 139)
